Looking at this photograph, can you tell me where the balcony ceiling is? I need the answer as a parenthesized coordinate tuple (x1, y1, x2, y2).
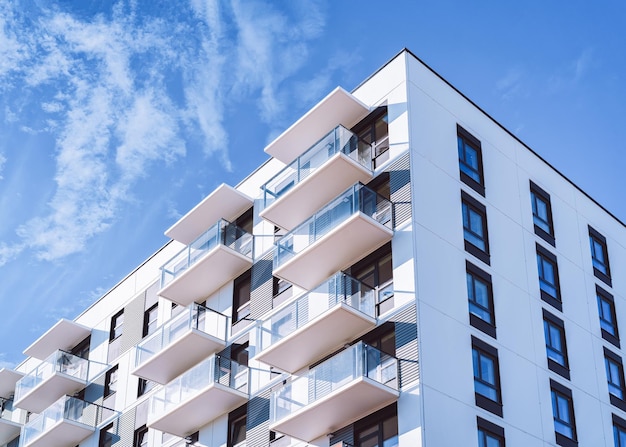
(0, 369, 23, 398)
(165, 184, 253, 245)
(23, 420, 94, 447)
(0, 418, 21, 445)
(270, 377, 399, 442)
(23, 319, 91, 360)
(264, 87, 369, 164)
(14, 374, 86, 413)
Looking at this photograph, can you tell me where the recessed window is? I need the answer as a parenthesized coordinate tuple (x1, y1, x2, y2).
(351, 243, 394, 315)
(99, 422, 115, 447)
(109, 309, 124, 341)
(104, 365, 119, 397)
(472, 336, 502, 417)
(477, 417, 505, 447)
(530, 180, 555, 246)
(543, 309, 570, 380)
(133, 425, 148, 447)
(605, 348, 626, 411)
(536, 244, 561, 311)
(462, 191, 490, 265)
(597, 286, 620, 348)
(614, 414, 626, 447)
(550, 380, 577, 447)
(457, 125, 485, 195)
(142, 303, 158, 338)
(137, 378, 156, 397)
(466, 261, 496, 338)
(353, 106, 389, 169)
(589, 226, 611, 286)
(228, 408, 247, 447)
(233, 270, 251, 323)
(354, 404, 398, 447)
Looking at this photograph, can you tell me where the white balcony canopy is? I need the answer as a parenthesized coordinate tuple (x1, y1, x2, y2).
(164, 184, 253, 245)
(264, 87, 369, 164)
(23, 319, 90, 360)
(0, 369, 23, 398)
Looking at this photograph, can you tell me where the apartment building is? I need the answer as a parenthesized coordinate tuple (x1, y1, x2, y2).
(0, 48, 625, 447)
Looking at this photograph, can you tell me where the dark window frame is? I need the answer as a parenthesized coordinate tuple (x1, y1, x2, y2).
(133, 425, 148, 447)
(597, 285, 620, 348)
(350, 242, 394, 316)
(109, 309, 124, 341)
(142, 303, 158, 338)
(457, 125, 485, 196)
(352, 106, 389, 169)
(605, 347, 626, 412)
(137, 378, 156, 397)
(536, 244, 562, 311)
(530, 180, 555, 246)
(232, 270, 252, 324)
(104, 365, 119, 397)
(354, 403, 398, 447)
(227, 405, 247, 447)
(99, 422, 115, 447)
(471, 336, 503, 417)
(543, 309, 570, 380)
(589, 226, 612, 286)
(550, 379, 577, 447)
(466, 261, 496, 338)
(477, 416, 505, 447)
(614, 413, 626, 447)
(461, 191, 490, 265)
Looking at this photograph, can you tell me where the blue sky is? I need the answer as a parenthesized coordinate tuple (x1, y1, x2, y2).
(1, 0, 625, 367)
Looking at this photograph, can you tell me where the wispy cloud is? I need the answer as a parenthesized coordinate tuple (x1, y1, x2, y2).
(0, 0, 330, 263)
(0, 152, 5, 180)
(548, 48, 594, 92)
(495, 68, 525, 101)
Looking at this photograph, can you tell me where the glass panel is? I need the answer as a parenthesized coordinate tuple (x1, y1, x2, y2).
(257, 273, 375, 352)
(160, 219, 253, 287)
(135, 303, 228, 367)
(274, 183, 393, 268)
(261, 126, 372, 208)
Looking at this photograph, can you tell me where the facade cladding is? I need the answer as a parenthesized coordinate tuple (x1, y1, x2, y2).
(1, 49, 626, 447)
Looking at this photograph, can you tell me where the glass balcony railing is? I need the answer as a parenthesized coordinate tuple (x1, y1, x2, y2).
(135, 303, 228, 368)
(261, 125, 372, 209)
(14, 351, 109, 404)
(20, 396, 112, 447)
(270, 342, 398, 424)
(256, 273, 375, 352)
(274, 183, 393, 269)
(149, 354, 249, 419)
(160, 219, 253, 288)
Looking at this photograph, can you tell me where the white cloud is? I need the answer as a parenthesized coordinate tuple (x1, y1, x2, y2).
(0, 242, 24, 267)
(548, 48, 594, 92)
(495, 68, 525, 101)
(0, 153, 5, 180)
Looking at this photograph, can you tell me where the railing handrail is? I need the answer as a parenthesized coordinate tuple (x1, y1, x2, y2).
(261, 125, 372, 205)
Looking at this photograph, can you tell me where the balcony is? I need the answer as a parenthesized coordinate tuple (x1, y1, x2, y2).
(269, 342, 399, 442)
(264, 87, 369, 164)
(14, 351, 109, 413)
(273, 183, 393, 290)
(133, 303, 228, 384)
(254, 273, 376, 373)
(23, 319, 91, 360)
(0, 368, 23, 399)
(165, 184, 253, 245)
(20, 396, 112, 447)
(147, 355, 249, 437)
(260, 126, 373, 230)
(158, 219, 253, 306)
(0, 398, 20, 445)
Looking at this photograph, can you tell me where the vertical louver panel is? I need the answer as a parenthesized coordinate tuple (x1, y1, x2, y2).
(388, 152, 411, 226)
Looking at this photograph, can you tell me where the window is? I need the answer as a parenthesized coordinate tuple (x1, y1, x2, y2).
(134, 425, 148, 447)
(231, 342, 249, 392)
(142, 303, 158, 337)
(354, 404, 398, 447)
(598, 286, 620, 347)
(99, 422, 115, 447)
(589, 226, 612, 286)
(351, 243, 394, 315)
(104, 365, 119, 397)
(472, 336, 502, 417)
(272, 276, 292, 307)
(457, 125, 484, 195)
(462, 191, 490, 265)
(614, 414, 626, 447)
(228, 407, 247, 447)
(550, 380, 577, 447)
(109, 309, 124, 341)
(530, 180, 555, 245)
(466, 262, 496, 338)
(232, 270, 251, 323)
(477, 417, 505, 447)
(71, 335, 91, 359)
(137, 378, 156, 397)
(353, 106, 389, 169)
(536, 244, 561, 311)
(543, 310, 570, 380)
(605, 348, 626, 411)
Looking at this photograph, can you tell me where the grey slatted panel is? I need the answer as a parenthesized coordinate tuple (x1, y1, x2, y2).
(111, 407, 135, 447)
(247, 389, 270, 447)
(85, 375, 105, 406)
(250, 251, 274, 320)
(393, 304, 419, 387)
(329, 424, 354, 447)
(388, 152, 411, 226)
(121, 293, 146, 354)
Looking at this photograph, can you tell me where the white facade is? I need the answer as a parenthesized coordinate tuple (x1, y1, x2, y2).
(0, 49, 623, 447)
